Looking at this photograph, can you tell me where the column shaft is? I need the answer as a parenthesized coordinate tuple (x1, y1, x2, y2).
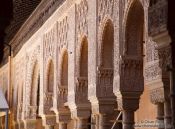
(164, 101, 172, 129)
(59, 123, 67, 129)
(157, 103, 164, 129)
(99, 114, 111, 129)
(123, 111, 134, 129)
(76, 119, 88, 129)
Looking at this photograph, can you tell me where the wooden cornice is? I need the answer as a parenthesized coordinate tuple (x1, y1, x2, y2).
(2, 0, 65, 65)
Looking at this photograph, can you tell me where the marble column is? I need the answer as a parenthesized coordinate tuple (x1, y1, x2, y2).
(59, 123, 67, 129)
(123, 111, 134, 129)
(91, 115, 96, 129)
(99, 114, 112, 129)
(157, 103, 164, 129)
(164, 101, 172, 129)
(95, 115, 99, 129)
(75, 118, 89, 129)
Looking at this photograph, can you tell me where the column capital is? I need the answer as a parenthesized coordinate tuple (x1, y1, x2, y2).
(116, 91, 142, 111)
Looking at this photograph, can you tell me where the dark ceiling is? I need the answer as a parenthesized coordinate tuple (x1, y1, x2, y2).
(0, 0, 13, 60)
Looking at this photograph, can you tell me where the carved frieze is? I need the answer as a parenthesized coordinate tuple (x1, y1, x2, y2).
(144, 38, 161, 83)
(145, 61, 161, 82)
(150, 88, 165, 104)
(158, 45, 171, 72)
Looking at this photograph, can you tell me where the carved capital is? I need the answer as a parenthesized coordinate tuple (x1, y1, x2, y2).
(116, 91, 142, 111)
(24, 119, 37, 129)
(56, 108, 71, 123)
(97, 67, 114, 98)
(71, 106, 91, 119)
(75, 77, 89, 104)
(28, 106, 38, 119)
(120, 57, 144, 92)
(91, 98, 116, 115)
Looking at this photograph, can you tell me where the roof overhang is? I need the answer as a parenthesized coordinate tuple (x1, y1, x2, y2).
(0, 88, 9, 113)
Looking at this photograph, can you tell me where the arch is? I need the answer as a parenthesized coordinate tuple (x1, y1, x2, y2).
(61, 51, 68, 86)
(79, 37, 88, 77)
(30, 61, 40, 106)
(47, 60, 54, 93)
(125, 0, 144, 56)
(18, 82, 23, 105)
(101, 19, 114, 68)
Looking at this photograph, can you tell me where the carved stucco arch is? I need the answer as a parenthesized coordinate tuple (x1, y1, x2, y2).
(123, 0, 144, 56)
(45, 58, 54, 93)
(17, 82, 24, 120)
(30, 60, 40, 106)
(25, 46, 40, 118)
(117, 0, 144, 94)
(60, 49, 68, 86)
(58, 47, 68, 85)
(123, 0, 145, 21)
(77, 36, 88, 77)
(57, 48, 69, 106)
(98, 17, 114, 67)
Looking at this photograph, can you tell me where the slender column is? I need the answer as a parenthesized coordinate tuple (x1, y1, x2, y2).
(45, 125, 54, 129)
(91, 115, 96, 129)
(99, 114, 111, 129)
(169, 58, 175, 129)
(123, 111, 134, 129)
(157, 103, 164, 129)
(95, 115, 99, 129)
(59, 123, 67, 129)
(5, 110, 8, 129)
(76, 118, 88, 129)
(164, 101, 172, 129)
